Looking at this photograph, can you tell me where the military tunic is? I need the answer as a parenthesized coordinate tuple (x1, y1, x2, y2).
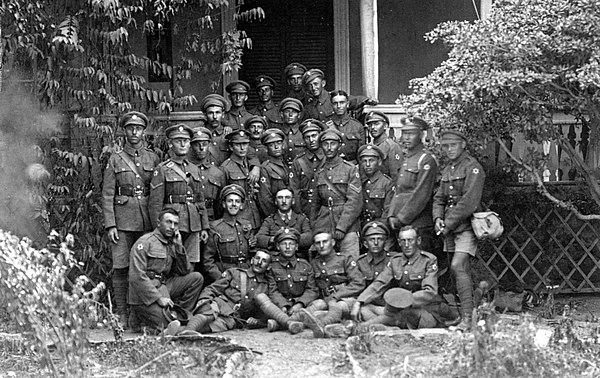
(311, 252, 365, 300)
(289, 149, 325, 216)
(386, 147, 438, 229)
(432, 152, 485, 233)
(287, 89, 307, 103)
(220, 154, 262, 230)
(361, 171, 394, 226)
(269, 256, 319, 308)
(280, 123, 306, 168)
(248, 139, 268, 164)
(207, 125, 231, 166)
(188, 155, 226, 221)
(223, 107, 253, 131)
(257, 157, 289, 216)
(203, 214, 255, 282)
(303, 91, 334, 123)
(249, 101, 283, 128)
(372, 133, 403, 182)
(356, 251, 398, 306)
(311, 156, 363, 235)
(256, 211, 313, 251)
(331, 115, 365, 163)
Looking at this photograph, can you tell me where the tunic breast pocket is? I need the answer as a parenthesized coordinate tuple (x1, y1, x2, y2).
(368, 189, 386, 201)
(218, 236, 238, 255)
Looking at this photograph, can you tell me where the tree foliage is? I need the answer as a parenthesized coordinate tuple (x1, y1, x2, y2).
(402, 0, 600, 218)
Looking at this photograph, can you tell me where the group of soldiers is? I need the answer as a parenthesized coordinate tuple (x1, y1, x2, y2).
(102, 63, 486, 338)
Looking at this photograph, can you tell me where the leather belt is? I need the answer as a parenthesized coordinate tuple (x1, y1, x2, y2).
(167, 193, 202, 204)
(220, 255, 248, 264)
(147, 271, 164, 281)
(327, 197, 346, 207)
(117, 186, 149, 197)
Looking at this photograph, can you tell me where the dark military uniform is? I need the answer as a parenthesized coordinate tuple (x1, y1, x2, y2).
(257, 157, 289, 217)
(281, 122, 306, 168)
(331, 115, 365, 163)
(220, 154, 262, 230)
(256, 211, 313, 252)
(290, 149, 325, 216)
(304, 90, 335, 123)
(357, 251, 398, 288)
(249, 101, 283, 128)
(188, 155, 226, 221)
(372, 133, 403, 182)
(148, 158, 210, 263)
(249, 138, 268, 163)
(203, 214, 255, 282)
(361, 170, 394, 226)
(311, 252, 365, 300)
(269, 256, 319, 308)
(207, 125, 231, 166)
(102, 144, 160, 268)
(223, 108, 253, 131)
(128, 229, 203, 330)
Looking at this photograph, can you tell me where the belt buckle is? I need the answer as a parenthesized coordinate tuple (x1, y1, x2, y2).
(238, 256, 246, 264)
(134, 187, 143, 196)
(185, 194, 194, 203)
(327, 197, 333, 207)
(233, 303, 241, 312)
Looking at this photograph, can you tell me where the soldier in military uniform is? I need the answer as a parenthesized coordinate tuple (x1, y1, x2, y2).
(148, 124, 210, 265)
(102, 111, 161, 327)
(279, 97, 307, 168)
(433, 130, 485, 331)
(223, 80, 253, 131)
(351, 226, 458, 330)
(330, 90, 365, 164)
(257, 128, 289, 216)
(365, 111, 403, 182)
(386, 116, 438, 254)
(249, 75, 283, 128)
(201, 94, 232, 166)
(300, 232, 365, 338)
(289, 119, 326, 216)
(256, 188, 312, 256)
(203, 184, 257, 282)
(128, 208, 204, 332)
(311, 129, 363, 259)
(358, 144, 395, 228)
(188, 126, 226, 221)
(246, 115, 269, 163)
(220, 129, 262, 230)
(284, 62, 307, 102)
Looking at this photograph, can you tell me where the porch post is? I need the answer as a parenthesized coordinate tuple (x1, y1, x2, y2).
(481, 0, 492, 19)
(360, 0, 378, 99)
(333, 1, 350, 91)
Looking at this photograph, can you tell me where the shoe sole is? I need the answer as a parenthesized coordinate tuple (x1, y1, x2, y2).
(300, 309, 325, 338)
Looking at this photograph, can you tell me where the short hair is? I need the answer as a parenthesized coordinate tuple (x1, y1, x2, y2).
(398, 225, 419, 237)
(312, 231, 332, 241)
(329, 90, 349, 100)
(274, 187, 293, 200)
(158, 208, 179, 220)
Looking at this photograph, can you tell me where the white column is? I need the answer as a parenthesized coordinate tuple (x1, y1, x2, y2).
(333, 1, 350, 91)
(360, 0, 378, 98)
(481, 0, 492, 19)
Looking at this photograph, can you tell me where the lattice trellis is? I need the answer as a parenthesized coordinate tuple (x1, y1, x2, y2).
(477, 206, 600, 294)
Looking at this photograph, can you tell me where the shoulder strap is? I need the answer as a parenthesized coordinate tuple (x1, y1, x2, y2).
(417, 152, 427, 170)
(118, 151, 144, 178)
(168, 161, 192, 186)
(240, 270, 248, 302)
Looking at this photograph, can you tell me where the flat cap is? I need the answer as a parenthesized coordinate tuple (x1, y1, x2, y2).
(279, 97, 303, 112)
(300, 118, 327, 135)
(120, 111, 149, 129)
(284, 62, 307, 77)
(274, 227, 301, 244)
(362, 220, 390, 237)
(225, 129, 250, 143)
(365, 111, 390, 125)
(384, 288, 414, 312)
(191, 126, 212, 143)
(226, 80, 250, 94)
(245, 115, 268, 130)
(440, 129, 467, 142)
(200, 94, 227, 111)
(400, 116, 428, 131)
(318, 128, 343, 144)
(165, 123, 193, 139)
(302, 68, 324, 85)
(358, 144, 384, 160)
(221, 184, 246, 201)
(261, 128, 285, 145)
(255, 75, 276, 88)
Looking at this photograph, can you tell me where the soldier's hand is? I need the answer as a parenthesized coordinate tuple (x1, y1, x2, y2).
(107, 227, 119, 244)
(351, 301, 362, 322)
(223, 126, 233, 135)
(173, 230, 183, 246)
(248, 234, 257, 248)
(365, 97, 378, 106)
(333, 229, 345, 241)
(435, 218, 446, 235)
(290, 303, 304, 315)
(248, 166, 260, 186)
(387, 216, 401, 232)
(200, 230, 209, 243)
(157, 297, 174, 308)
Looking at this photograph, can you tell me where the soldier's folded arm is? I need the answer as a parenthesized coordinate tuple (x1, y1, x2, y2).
(148, 168, 165, 228)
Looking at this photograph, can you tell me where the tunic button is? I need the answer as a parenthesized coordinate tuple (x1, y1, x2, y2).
(449, 186, 454, 190)
(404, 271, 408, 274)
(136, 163, 140, 166)
(288, 274, 291, 278)
(375, 272, 379, 275)
(290, 284, 293, 287)
(322, 270, 326, 273)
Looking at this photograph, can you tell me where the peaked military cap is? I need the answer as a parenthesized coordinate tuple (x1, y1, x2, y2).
(384, 288, 414, 312)
(439, 129, 467, 142)
(191, 126, 212, 143)
(300, 118, 327, 135)
(318, 128, 343, 144)
(302, 68, 324, 85)
(274, 227, 301, 244)
(284, 62, 307, 77)
(165, 123, 193, 139)
(358, 144, 384, 160)
(255, 75, 276, 88)
(225, 129, 250, 143)
(119, 111, 149, 129)
(200, 94, 227, 111)
(261, 128, 285, 145)
(279, 97, 303, 112)
(365, 111, 390, 125)
(400, 116, 428, 131)
(245, 115, 268, 130)
(221, 184, 246, 201)
(362, 220, 390, 237)
(226, 80, 250, 94)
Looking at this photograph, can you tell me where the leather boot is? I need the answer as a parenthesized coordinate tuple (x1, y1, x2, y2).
(255, 293, 304, 334)
(112, 268, 129, 329)
(179, 314, 213, 336)
(301, 302, 343, 338)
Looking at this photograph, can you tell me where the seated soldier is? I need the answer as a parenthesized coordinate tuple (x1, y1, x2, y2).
(203, 184, 257, 282)
(128, 208, 204, 333)
(256, 188, 312, 257)
(165, 250, 302, 335)
(300, 232, 365, 338)
(261, 227, 318, 332)
(351, 226, 459, 330)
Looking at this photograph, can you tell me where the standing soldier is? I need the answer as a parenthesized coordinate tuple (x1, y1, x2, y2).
(279, 97, 306, 168)
(203, 184, 257, 282)
(330, 90, 365, 164)
(246, 115, 269, 163)
(364, 111, 403, 182)
(289, 119, 327, 215)
(311, 129, 363, 258)
(102, 111, 160, 327)
(257, 128, 289, 216)
(188, 126, 226, 221)
(358, 144, 394, 227)
(284, 62, 307, 102)
(201, 94, 231, 166)
(433, 130, 485, 331)
(386, 116, 438, 253)
(149, 123, 210, 265)
(249, 75, 283, 128)
(223, 80, 253, 131)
